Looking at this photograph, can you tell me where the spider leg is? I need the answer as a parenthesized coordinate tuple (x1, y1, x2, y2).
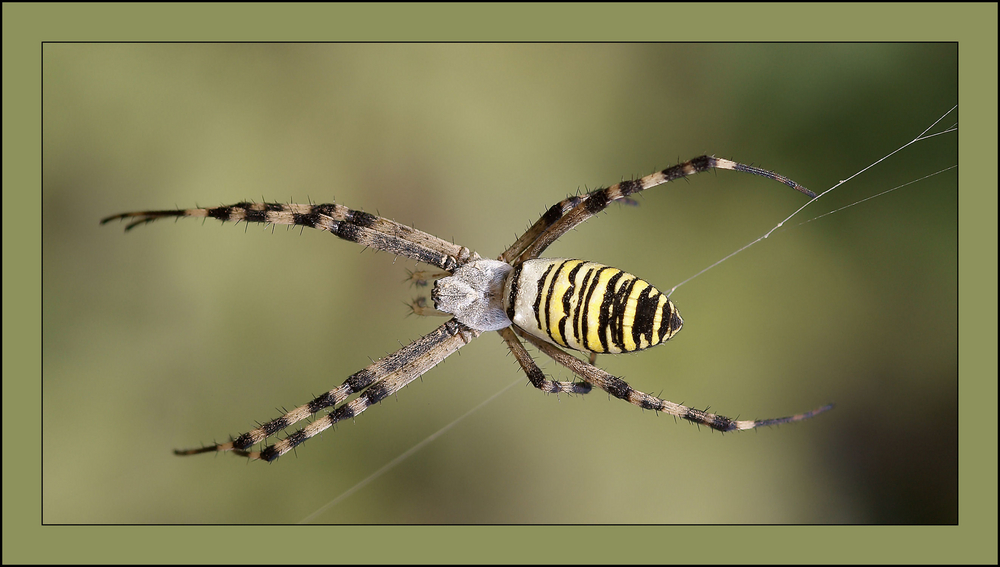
(519, 331, 832, 431)
(102, 201, 478, 272)
(498, 327, 591, 395)
(501, 156, 814, 264)
(174, 319, 480, 462)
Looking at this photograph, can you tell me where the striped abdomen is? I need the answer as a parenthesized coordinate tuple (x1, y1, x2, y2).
(504, 259, 682, 354)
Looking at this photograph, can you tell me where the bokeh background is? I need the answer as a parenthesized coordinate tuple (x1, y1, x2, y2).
(43, 43, 957, 524)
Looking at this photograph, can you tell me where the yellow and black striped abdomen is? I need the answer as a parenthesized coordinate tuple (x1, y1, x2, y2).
(503, 259, 682, 354)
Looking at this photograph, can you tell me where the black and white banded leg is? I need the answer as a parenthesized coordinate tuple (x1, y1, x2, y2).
(175, 320, 479, 462)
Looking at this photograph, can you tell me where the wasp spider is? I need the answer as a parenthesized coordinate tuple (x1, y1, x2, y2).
(103, 155, 832, 462)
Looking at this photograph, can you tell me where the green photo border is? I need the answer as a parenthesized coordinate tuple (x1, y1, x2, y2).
(5, 3, 995, 564)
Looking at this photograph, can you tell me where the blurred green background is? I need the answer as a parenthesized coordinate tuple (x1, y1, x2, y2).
(43, 43, 956, 524)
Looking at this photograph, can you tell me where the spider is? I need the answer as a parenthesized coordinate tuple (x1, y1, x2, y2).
(103, 155, 833, 462)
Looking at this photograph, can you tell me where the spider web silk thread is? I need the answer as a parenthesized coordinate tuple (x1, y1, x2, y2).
(302, 105, 957, 523)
